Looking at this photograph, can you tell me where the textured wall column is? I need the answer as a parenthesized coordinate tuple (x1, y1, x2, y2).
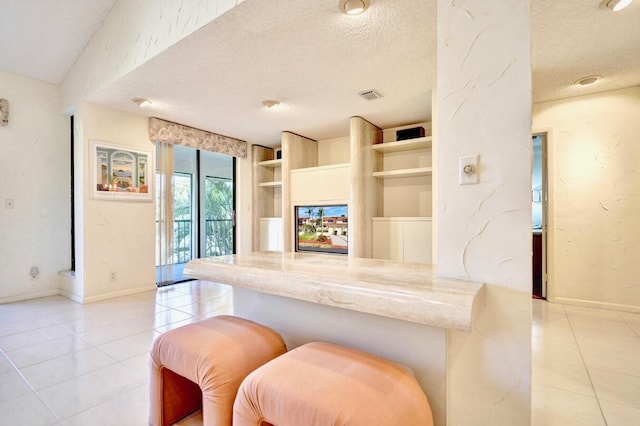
(281, 132, 317, 252)
(437, 1, 532, 424)
(349, 116, 382, 258)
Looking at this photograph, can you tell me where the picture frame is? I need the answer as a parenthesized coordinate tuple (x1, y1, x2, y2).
(90, 140, 153, 201)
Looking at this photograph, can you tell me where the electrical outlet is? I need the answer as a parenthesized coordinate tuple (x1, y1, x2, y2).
(110, 271, 117, 281)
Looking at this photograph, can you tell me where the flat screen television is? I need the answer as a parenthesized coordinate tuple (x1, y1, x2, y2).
(295, 205, 348, 255)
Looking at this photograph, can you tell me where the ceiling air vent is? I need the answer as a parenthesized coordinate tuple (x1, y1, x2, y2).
(359, 89, 381, 101)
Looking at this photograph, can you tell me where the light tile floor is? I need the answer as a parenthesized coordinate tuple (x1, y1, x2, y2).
(0, 282, 638, 425)
(0, 281, 231, 426)
(532, 299, 640, 426)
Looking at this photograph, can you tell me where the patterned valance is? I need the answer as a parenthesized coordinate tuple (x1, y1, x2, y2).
(149, 117, 247, 158)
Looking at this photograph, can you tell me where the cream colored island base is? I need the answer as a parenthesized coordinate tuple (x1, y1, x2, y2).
(184, 252, 485, 426)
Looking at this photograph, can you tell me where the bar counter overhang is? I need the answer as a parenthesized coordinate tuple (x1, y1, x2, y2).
(185, 251, 485, 332)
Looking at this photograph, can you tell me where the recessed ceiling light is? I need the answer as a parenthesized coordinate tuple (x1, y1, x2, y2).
(132, 97, 152, 107)
(600, 0, 635, 11)
(339, 0, 370, 15)
(262, 100, 280, 109)
(575, 75, 602, 86)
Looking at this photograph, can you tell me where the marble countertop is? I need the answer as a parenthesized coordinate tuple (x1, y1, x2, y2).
(184, 252, 485, 331)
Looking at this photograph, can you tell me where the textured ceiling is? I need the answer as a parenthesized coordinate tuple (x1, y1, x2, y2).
(0, 0, 639, 146)
(531, 0, 640, 103)
(88, 0, 436, 145)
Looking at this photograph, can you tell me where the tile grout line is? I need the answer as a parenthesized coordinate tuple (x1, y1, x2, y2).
(58, 382, 150, 424)
(565, 308, 609, 426)
(1, 343, 62, 424)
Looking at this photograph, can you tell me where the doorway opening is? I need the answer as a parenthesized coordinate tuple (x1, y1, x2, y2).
(532, 133, 548, 299)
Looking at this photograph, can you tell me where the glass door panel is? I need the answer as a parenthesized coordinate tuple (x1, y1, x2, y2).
(199, 150, 235, 258)
(173, 172, 193, 264)
(204, 177, 234, 256)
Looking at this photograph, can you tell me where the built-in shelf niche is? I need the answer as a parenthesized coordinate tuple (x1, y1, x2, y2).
(371, 136, 432, 153)
(372, 167, 432, 178)
(373, 122, 432, 219)
(259, 159, 282, 168)
(258, 181, 283, 187)
(252, 145, 283, 251)
(257, 150, 282, 216)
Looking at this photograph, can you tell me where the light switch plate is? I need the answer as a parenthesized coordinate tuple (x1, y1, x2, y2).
(459, 155, 479, 185)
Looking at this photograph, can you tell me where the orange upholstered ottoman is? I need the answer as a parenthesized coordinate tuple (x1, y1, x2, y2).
(233, 341, 434, 426)
(149, 315, 287, 426)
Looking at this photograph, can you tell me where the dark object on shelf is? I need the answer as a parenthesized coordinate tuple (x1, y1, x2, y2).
(396, 127, 425, 141)
(276, 149, 282, 159)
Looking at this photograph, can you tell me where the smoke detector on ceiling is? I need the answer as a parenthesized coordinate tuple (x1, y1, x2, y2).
(359, 89, 382, 101)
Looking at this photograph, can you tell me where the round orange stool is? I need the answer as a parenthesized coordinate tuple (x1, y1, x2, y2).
(233, 341, 434, 426)
(149, 315, 287, 426)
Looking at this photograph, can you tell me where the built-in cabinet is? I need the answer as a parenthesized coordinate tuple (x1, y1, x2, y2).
(373, 217, 432, 263)
(251, 120, 433, 263)
(259, 218, 283, 251)
(290, 164, 351, 205)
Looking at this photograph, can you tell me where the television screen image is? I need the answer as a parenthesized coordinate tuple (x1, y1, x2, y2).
(295, 205, 348, 255)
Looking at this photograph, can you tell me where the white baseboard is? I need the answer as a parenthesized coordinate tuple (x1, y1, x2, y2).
(59, 285, 157, 304)
(0, 289, 60, 305)
(554, 297, 640, 314)
(57, 289, 83, 304)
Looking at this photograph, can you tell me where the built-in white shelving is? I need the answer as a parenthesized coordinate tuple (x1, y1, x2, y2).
(252, 145, 283, 251)
(373, 167, 432, 179)
(372, 136, 432, 153)
(251, 120, 434, 260)
(258, 181, 282, 187)
(374, 123, 433, 226)
(259, 159, 282, 168)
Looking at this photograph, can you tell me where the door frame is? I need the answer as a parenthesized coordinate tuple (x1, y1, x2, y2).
(533, 128, 554, 300)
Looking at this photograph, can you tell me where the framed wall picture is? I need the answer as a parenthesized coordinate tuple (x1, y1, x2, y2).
(90, 140, 153, 201)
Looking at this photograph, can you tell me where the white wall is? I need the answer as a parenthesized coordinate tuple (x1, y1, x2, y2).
(533, 86, 640, 311)
(437, 0, 532, 424)
(0, 71, 70, 303)
(68, 103, 156, 303)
